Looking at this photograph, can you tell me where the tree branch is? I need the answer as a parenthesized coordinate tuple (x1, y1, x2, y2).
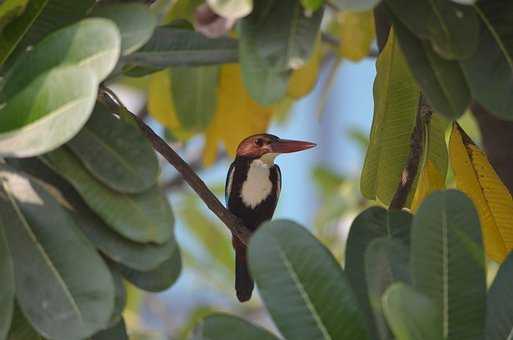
(98, 85, 251, 245)
(389, 95, 432, 210)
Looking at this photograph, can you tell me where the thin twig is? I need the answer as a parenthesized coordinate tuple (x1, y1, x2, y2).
(389, 95, 432, 210)
(98, 85, 251, 245)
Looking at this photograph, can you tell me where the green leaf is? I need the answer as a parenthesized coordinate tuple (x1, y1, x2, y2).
(0, 0, 47, 66)
(460, 1, 513, 120)
(107, 267, 126, 327)
(2, 17, 120, 100)
(0, 209, 14, 340)
(115, 241, 182, 292)
(0, 167, 115, 339)
(385, 0, 479, 59)
(332, 0, 381, 11)
(411, 190, 486, 340)
(193, 314, 278, 340)
(171, 66, 219, 131)
(7, 305, 42, 340)
(0, 0, 29, 29)
(382, 283, 442, 340)
(42, 147, 173, 245)
(90, 3, 157, 56)
(345, 207, 411, 339)
(92, 318, 128, 340)
(0, 66, 97, 158)
(300, 0, 324, 12)
(207, 0, 253, 19)
(123, 26, 238, 76)
(485, 252, 513, 339)
(365, 238, 410, 340)
(239, 0, 322, 105)
(249, 220, 369, 340)
(10, 157, 176, 272)
(360, 30, 420, 206)
(67, 105, 159, 194)
(393, 18, 469, 120)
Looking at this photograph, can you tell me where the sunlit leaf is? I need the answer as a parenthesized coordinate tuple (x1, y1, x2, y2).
(338, 10, 375, 62)
(449, 123, 513, 262)
(249, 220, 369, 340)
(360, 29, 420, 206)
(382, 283, 442, 340)
(203, 64, 273, 165)
(43, 148, 173, 245)
(0, 66, 96, 158)
(207, 0, 252, 19)
(411, 160, 444, 212)
(300, 0, 323, 12)
(2, 18, 120, 99)
(412, 190, 486, 340)
(165, 0, 203, 23)
(0, 167, 115, 339)
(90, 3, 157, 56)
(332, 0, 381, 11)
(67, 105, 159, 194)
(0, 0, 28, 29)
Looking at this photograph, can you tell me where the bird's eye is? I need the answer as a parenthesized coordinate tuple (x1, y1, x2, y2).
(254, 138, 263, 146)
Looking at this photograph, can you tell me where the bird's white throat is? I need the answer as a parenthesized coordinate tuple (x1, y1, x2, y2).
(240, 158, 274, 208)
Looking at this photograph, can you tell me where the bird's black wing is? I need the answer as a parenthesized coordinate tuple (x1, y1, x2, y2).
(225, 161, 236, 205)
(275, 164, 281, 201)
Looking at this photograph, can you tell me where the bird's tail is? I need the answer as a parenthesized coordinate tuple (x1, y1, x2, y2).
(232, 236, 254, 302)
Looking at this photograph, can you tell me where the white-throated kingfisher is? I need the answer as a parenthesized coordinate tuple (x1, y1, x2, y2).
(225, 134, 316, 302)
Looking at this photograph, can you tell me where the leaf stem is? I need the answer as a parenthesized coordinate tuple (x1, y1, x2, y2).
(98, 85, 251, 245)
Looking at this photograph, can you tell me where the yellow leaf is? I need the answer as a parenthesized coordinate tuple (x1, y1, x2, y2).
(411, 160, 444, 212)
(338, 10, 375, 62)
(147, 70, 192, 140)
(203, 64, 273, 165)
(287, 39, 321, 99)
(449, 123, 513, 262)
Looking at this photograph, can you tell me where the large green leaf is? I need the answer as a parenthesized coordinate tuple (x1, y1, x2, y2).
(0, 209, 14, 340)
(7, 305, 42, 340)
(0, 0, 28, 29)
(0, 0, 46, 66)
(411, 190, 486, 340)
(365, 238, 410, 340)
(360, 30, 420, 206)
(115, 241, 182, 292)
(460, 1, 513, 120)
(193, 314, 278, 340)
(0, 167, 115, 339)
(207, 0, 253, 19)
(385, 0, 479, 59)
(239, 0, 322, 105)
(392, 18, 469, 120)
(485, 252, 513, 339)
(0, 66, 96, 158)
(382, 283, 442, 340)
(123, 26, 238, 76)
(42, 148, 173, 244)
(332, 0, 381, 11)
(249, 220, 369, 340)
(67, 105, 159, 194)
(171, 66, 219, 131)
(2, 17, 120, 100)
(345, 207, 411, 339)
(92, 318, 128, 340)
(11, 157, 175, 272)
(108, 268, 126, 327)
(90, 3, 156, 56)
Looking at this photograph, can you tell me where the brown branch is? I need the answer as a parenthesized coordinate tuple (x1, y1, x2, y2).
(389, 95, 432, 210)
(98, 85, 251, 245)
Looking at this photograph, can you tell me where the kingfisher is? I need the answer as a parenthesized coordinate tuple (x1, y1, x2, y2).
(225, 133, 316, 302)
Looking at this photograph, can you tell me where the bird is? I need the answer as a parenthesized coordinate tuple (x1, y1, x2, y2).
(225, 133, 316, 302)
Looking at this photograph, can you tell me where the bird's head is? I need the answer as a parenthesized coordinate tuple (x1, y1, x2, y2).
(236, 133, 316, 164)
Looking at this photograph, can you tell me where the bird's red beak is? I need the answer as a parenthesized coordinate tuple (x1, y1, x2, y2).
(270, 139, 317, 154)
